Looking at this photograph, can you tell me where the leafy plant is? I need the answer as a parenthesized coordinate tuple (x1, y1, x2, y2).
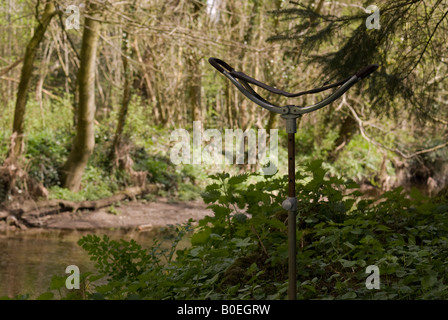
(19, 161, 448, 300)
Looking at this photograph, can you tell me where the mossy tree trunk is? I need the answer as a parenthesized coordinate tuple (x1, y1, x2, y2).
(61, 2, 101, 191)
(9, 1, 57, 161)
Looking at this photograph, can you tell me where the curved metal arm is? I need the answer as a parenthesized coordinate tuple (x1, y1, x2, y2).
(293, 75, 359, 115)
(224, 71, 359, 116)
(210, 57, 378, 117)
(223, 71, 289, 114)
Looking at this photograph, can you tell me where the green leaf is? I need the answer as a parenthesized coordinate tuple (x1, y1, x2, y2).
(421, 272, 438, 289)
(95, 284, 113, 294)
(232, 213, 247, 223)
(232, 237, 254, 248)
(208, 205, 232, 218)
(126, 294, 142, 300)
(308, 159, 324, 171)
(50, 275, 67, 290)
(90, 292, 105, 300)
(301, 284, 316, 293)
(313, 168, 326, 184)
(191, 227, 211, 245)
(396, 269, 407, 278)
(399, 286, 412, 294)
(88, 274, 106, 282)
(340, 291, 357, 299)
(36, 292, 54, 300)
(340, 259, 356, 268)
(205, 183, 221, 191)
(344, 241, 355, 250)
(209, 248, 229, 257)
(350, 228, 363, 235)
(409, 187, 425, 201)
(434, 204, 448, 214)
(266, 218, 286, 230)
(345, 180, 359, 189)
(205, 274, 220, 285)
(201, 190, 221, 204)
(228, 174, 249, 186)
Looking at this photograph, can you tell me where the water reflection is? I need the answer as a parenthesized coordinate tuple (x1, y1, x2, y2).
(0, 227, 185, 299)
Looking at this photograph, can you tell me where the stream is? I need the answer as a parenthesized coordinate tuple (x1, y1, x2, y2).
(0, 227, 188, 299)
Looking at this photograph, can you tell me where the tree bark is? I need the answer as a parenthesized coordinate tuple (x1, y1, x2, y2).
(327, 115, 358, 163)
(133, 40, 159, 122)
(186, 54, 202, 123)
(61, 2, 101, 191)
(225, 81, 234, 128)
(9, 1, 56, 161)
(110, 29, 134, 168)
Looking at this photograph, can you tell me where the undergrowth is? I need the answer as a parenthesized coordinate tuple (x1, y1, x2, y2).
(6, 160, 447, 300)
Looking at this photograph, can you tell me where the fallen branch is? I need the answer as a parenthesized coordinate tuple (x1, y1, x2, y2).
(4, 184, 158, 228)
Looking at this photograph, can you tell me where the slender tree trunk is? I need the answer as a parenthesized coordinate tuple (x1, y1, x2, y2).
(35, 41, 54, 124)
(186, 54, 202, 123)
(226, 81, 234, 128)
(133, 40, 159, 123)
(327, 115, 358, 162)
(266, 112, 278, 131)
(8, 1, 56, 161)
(110, 29, 134, 168)
(61, 2, 101, 191)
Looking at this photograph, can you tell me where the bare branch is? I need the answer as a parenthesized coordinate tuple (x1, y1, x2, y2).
(347, 102, 448, 159)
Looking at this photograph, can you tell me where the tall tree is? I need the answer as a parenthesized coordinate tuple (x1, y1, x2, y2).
(61, 1, 101, 191)
(269, 0, 448, 120)
(9, 0, 57, 161)
(269, 0, 448, 191)
(110, 13, 135, 169)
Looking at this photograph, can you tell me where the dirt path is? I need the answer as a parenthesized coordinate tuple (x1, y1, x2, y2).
(1, 199, 212, 231)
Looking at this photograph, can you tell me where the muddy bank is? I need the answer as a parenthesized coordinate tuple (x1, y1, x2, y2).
(0, 199, 212, 231)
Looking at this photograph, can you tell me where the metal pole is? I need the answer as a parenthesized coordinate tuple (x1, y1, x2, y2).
(287, 132, 297, 300)
(209, 57, 378, 301)
(282, 117, 298, 300)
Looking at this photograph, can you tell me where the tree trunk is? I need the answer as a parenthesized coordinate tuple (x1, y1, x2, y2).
(9, 1, 56, 161)
(110, 29, 134, 168)
(186, 55, 202, 123)
(266, 112, 278, 131)
(225, 81, 234, 128)
(327, 115, 358, 163)
(61, 2, 101, 191)
(133, 40, 159, 122)
(35, 41, 54, 125)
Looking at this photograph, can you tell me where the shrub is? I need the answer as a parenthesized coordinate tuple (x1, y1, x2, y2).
(13, 161, 448, 300)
